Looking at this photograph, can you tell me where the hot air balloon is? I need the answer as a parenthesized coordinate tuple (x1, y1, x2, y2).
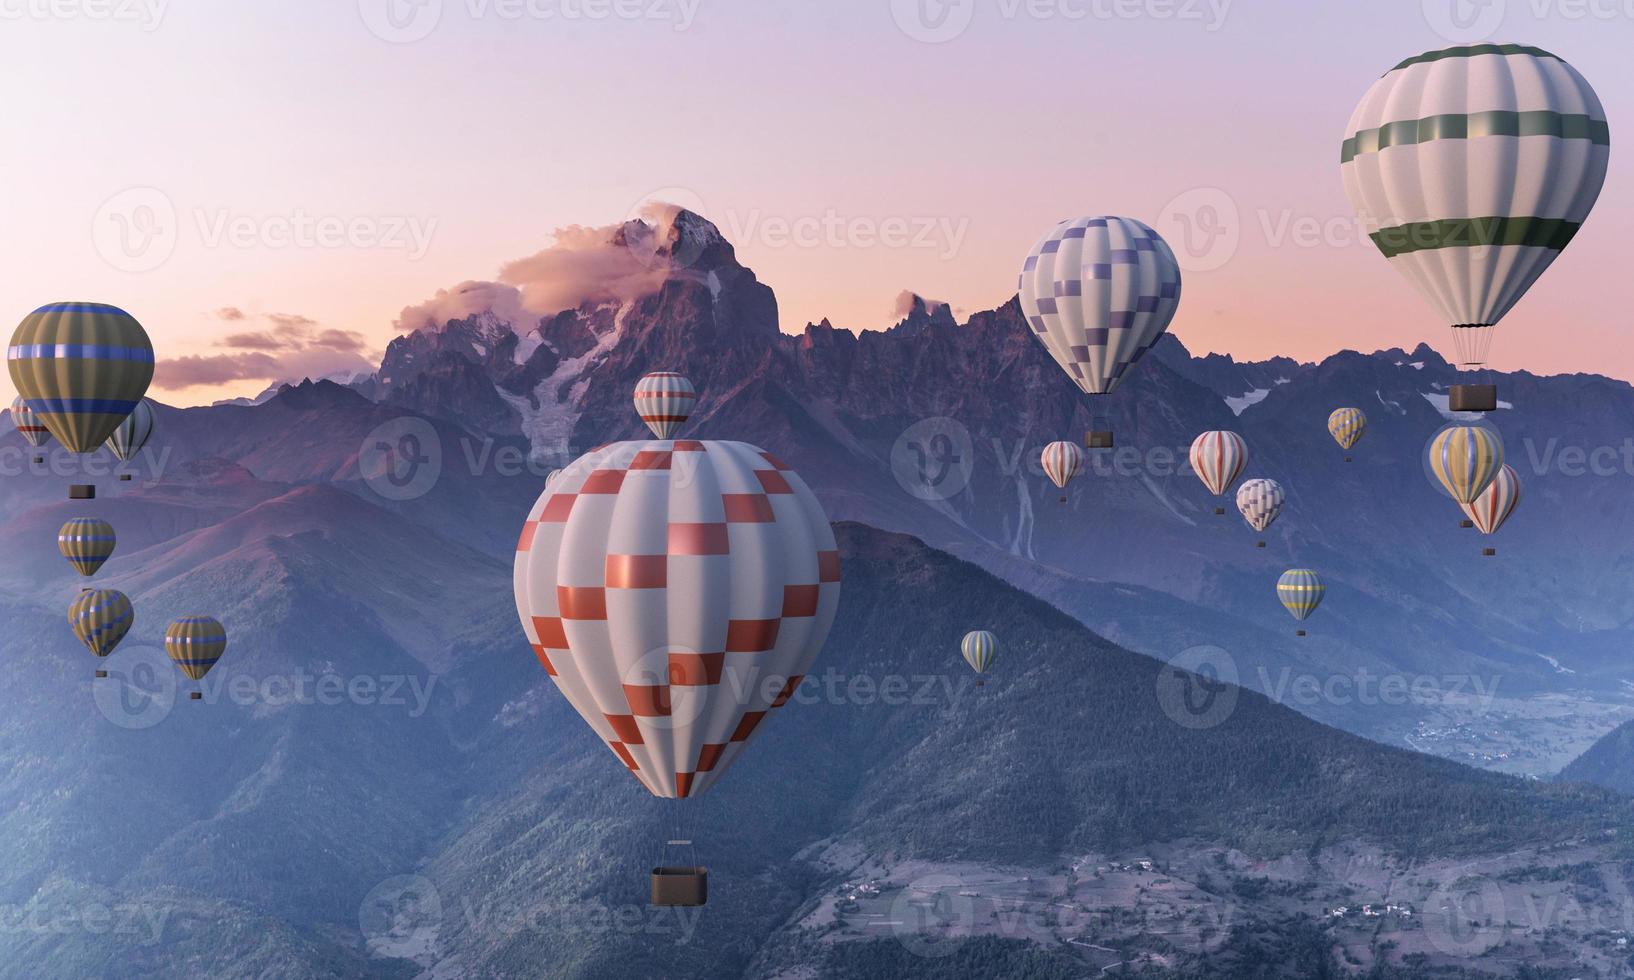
(1461, 463, 1521, 556)
(8, 302, 154, 452)
(1041, 440, 1084, 502)
(1328, 408, 1366, 461)
(514, 383, 840, 905)
(633, 372, 697, 439)
(1277, 569, 1325, 635)
(69, 589, 133, 676)
(1428, 425, 1504, 504)
(165, 616, 227, 700)
(10, 396, 52, 459)
(1189, 431, 1248, 513)
(1341, 44, 1609, 412)
(1236, 478, 1284, 546)
(58, 518, 115, 576)
(961, 630, 997, 686)
(105, 398, 155, 462)
(1018, 217, 1182, 447)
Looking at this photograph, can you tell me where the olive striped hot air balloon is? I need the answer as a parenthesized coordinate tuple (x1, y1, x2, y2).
(1327, 408, 1367, 455)
(10, 396, 51, 448)
(8, 302, 154, 453)
(1041, 440, 1083, 501)
(1189, 431, 1248, 505)
(1277, 569, 1325, 635)
(961, 630, 997, 676)
(1340, 45, 1609, 400)
(1428, 425, 1504, 504)
(633, 373, 697, 439)
(165, 617, 227, 688)
(105, 398, 155, 462)
(58, 518, 116, 576)
(68, 589, 133, 659)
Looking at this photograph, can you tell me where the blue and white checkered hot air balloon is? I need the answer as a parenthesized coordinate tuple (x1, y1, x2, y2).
(1340, 44, 1609, 409)
(1018, 217, 1182, 444)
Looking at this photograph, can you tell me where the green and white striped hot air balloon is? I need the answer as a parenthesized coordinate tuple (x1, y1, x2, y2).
(1340, 44, 1609, 387)
(1277, 569, 1325, 635)
(961, 630, 997, 684)
(8, 302, 154, 453)
(105, 398, 155, 462)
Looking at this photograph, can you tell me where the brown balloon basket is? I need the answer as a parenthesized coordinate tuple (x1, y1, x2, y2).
(119, 474, 133, 482)
(1460, 519, 1475, 528)
(1482, 548, 1496, 557)
(651, 867, 707, 907)
(94, 670, 107, 679)
(1214, 507, 1225, 515)
(1255, 541, 1266, 549)
(1344, 456, 1353, 463)
(976, 679, 986, 688)
(32, 455, 44, 465)
(1449, 384, 1497, 413)
(1085, 430, 1114, 449)
(1296, 630, 1307, 637)
(69, 485, 95, 500)
(190, 692, 203, 700)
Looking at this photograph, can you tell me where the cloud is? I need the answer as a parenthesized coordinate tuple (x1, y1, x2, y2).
(155, 311, 377, 391)
(892, 290, 953, 319)
(394, 209, 694, 335)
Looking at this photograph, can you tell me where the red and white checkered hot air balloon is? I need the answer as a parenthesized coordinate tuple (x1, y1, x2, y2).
(633, 372, 697, 439)
(514, 396, 840, 805)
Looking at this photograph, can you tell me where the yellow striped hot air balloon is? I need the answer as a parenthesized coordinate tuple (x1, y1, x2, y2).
(8, 302, 154, 453)
(69, 589, 133, 676)
(58, 518, 116, 576)
(961, 630, 997, 686)
(1277, 569, 1325, 635)
(1428, 425, 1504, 504)
(165, 616, 227, 700)
(1327, 408, 1366, 459)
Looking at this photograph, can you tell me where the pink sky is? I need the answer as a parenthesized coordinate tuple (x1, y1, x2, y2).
(0, 1, 1628, 405)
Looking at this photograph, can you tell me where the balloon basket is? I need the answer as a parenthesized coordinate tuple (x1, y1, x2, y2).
(1344, 457, 1353, 463)
(119, 474, 133, 482)
(1482, 548, 1496, 557)
(1449, 384, 1497, 413)
(94, 670, 107, 679)
(1058, 496, 1067, 504)
(32, 455, 43, 465)
(69, 485, 95, 500)
(651, 867, 708, 907)
(189, 692, 202, 701)
(1214, 507, 1225, 516)
(1295, 630, 1307, 637)
(976, 679, 986, 688)
(1460, 519, 1474, 529)
(1085, 430, 1114, 449)
(1255, 541, 1266, 549)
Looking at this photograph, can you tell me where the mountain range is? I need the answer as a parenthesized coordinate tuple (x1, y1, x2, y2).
(6, 209, 1634, 977)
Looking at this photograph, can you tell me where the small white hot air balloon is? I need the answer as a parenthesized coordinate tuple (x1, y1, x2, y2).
(633, 372, 697, 439)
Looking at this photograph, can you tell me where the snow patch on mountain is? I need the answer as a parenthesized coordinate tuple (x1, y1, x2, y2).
(500, 307, 625, 461)
(1226, 389, 1270, 415)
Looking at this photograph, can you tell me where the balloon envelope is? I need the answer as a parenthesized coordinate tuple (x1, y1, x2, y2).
(1461, 463, 1521, 534)
(1327, 408, 1367, 451)
(10, 396, 52, 448)
(1236, 479, 1285, 532)
(69, 589, 133, 658)
(1428, 425, 1504, 504)
(164, 617, 227, 680)
(8, 302, 154, 452)
(1017, 217, 1182, 396)
(1277, 569, 1325, 621)
(1340, 44, 1609, 368)
(1189, 431, 1248, 496)
(514, 439, 840, 800)
(58, 518, 116, 576)
(105, 398, 155, 461)
(1041, 441, 1084, 490)
(633, 373, 697, 439)
(961, 630, 997, 675)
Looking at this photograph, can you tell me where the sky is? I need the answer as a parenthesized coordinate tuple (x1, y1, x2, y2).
(0, 0, 1629, 406)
